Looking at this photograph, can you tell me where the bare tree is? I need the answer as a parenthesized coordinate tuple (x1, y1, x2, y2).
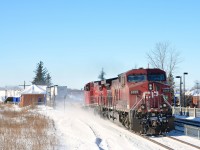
(168, 48, 181, 76)
(146, 42, 181, 76)
(147, 42, 181, 97)
(193, 80, 200, 90)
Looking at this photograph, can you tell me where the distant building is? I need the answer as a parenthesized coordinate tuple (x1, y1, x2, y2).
(0, 86, 22, 102)
(185, 89, 200, 108)
(19, 85, 46, 107)
(192, 94, 200, 107)
(46, 86, 68, 107)
(0, 85, 83, 107)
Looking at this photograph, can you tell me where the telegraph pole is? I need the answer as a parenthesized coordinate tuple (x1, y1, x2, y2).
(197, 82, 199, 107)
(19, 81, 30, 89)
(183, 72, 188, 107)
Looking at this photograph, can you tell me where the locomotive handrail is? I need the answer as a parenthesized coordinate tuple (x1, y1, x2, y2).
(161, 94, 172, 108)
(130, 98, 144, 111)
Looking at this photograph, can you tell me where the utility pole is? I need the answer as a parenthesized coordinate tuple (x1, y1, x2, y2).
(176, 76, 182, 107)
(183, 72, 188, 107)
(48, 85, 58, 108)
(64, 86, 67, 112)
(197, 82, 199, 107)
(19, 81, 30, 89)
(5, 87, 7, 100)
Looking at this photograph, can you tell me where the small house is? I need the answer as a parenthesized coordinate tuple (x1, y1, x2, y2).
(19, 85, 46, 107)
(193, 93, 200, 108)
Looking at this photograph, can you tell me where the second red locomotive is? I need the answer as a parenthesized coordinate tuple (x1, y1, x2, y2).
(84, 68, 174, 135)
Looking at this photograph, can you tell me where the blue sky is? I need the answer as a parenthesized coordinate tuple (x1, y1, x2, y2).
(0, 0, 200, 89)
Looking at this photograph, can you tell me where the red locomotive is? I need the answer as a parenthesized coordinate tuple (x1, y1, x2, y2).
(84, 68, 174, 134)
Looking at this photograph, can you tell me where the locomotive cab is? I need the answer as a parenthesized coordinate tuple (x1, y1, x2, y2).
(125, 69, 174, 134)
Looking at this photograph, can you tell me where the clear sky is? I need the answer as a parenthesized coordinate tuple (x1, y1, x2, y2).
(0, 0, 200, 89)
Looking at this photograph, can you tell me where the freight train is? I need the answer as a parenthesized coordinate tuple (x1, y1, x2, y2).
(84, 68, 174, 135)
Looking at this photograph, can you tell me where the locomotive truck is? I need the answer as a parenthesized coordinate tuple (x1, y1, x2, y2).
(84, 68, 174, 135)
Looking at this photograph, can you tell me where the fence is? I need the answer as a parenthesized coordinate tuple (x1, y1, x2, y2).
(173, 107, 200, 118)
(184, 125, 200, 140)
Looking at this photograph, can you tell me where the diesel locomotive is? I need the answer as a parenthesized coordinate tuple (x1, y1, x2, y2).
(84, 68, 174, 135)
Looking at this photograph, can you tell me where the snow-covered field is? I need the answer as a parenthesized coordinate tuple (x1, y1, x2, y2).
(0, 104, 58, 150)
(36, 100, 200, 150)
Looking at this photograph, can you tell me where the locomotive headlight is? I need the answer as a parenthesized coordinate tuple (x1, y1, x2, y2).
(163, 103, 167, 108)
(141, 104, 146, 110)
(160, 105, 163, 109)
(148, 83, 153, 91)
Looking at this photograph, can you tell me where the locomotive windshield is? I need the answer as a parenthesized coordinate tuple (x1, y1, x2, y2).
(147, 74, 165, 81)
(127, 75, 146, 82)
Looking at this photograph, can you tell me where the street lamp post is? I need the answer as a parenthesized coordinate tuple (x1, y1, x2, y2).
(176, 76, 183, 115)
(64, 86, 67, 112)
(51, 85, 58, 108)
(196, 82, 199, 108)
(183, 72, 188, 107)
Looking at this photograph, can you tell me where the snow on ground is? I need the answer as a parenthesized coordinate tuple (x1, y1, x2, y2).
(150, 130, 200, 150)
(37, 100, 200, 150)
(167, 130, 200, 148)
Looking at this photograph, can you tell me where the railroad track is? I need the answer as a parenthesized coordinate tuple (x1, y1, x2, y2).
(131, 131, 173, 150)
(85, 109, 200, 149)
(103, 119, 173, 149)
(166, 136, 200, 149)
(149, 134, 200, 150)
(105, 118, 181, 149)
(116, 122, 200, 150)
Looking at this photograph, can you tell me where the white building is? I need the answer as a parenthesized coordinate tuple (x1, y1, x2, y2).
(0, 87, 23, 102)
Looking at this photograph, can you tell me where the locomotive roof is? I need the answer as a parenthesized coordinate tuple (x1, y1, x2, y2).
(85, 68, 165, 87)
(119, 68, 165, 76)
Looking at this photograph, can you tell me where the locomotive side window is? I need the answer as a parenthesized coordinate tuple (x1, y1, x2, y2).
(127, 75, 146, 82)
(147, 74, 165, 81)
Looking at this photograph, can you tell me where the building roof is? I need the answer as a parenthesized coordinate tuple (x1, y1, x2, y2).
(0, 86, 23, 91)
(185, 89, 200, 96)
(21, 85, 46, 95)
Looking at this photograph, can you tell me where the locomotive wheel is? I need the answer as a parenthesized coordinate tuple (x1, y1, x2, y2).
(105, 110, 110, 119)
(124, 117, 130, 129)
(141, 124, 149, 134)
(121, 115, 130, 129)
